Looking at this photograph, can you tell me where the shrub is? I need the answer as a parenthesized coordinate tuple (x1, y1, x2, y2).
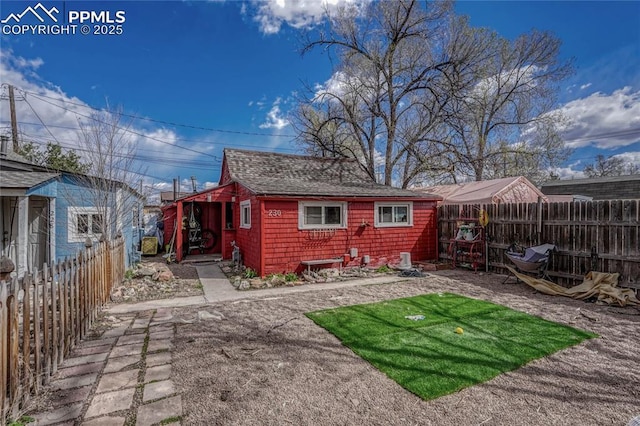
(244, 268, 257, 279)
(284, 272, 298, 282)
(375, 265, 391, 273)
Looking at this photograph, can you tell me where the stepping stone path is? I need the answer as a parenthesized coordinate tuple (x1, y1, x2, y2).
(30, 308, 182, 425)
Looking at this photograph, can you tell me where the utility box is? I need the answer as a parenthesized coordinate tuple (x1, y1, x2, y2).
(141, 237, 158, 256)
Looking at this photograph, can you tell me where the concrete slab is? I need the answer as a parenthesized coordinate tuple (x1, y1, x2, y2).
(103, 355, 139, 373)
(144, 365, 171, 383)
(145, 351, 171, 367)
(79, 337, 117, 348)
(142, 379, 175, 403)
(72, 344, 113, 356)
(51, 385, 92, 407)
(148, 330, 173, 340)
(56, 362, 103, 379)
(101, 326, 128, 338)
(116, 333, 147, 346)
(131, 318, 150, 329)
(52, 373, 98, 391)
(146, 340, 172, 353)
(33, 402, 83, 425)
(109, 342, 144, 358)
(82, 416, 126, 426)
(85, 387, 135, 418)
(136, 395, 182, 426)
(96, 369, 139, 393)
(63, 352, 109, 368)
(149, 322, 174, 330)
(107, 296, 207, 314)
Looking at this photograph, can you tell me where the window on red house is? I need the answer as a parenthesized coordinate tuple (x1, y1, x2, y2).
(375, 202, 412, 227)
(299, 202, 347, 229)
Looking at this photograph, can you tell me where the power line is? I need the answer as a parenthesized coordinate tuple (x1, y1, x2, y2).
(1, 120, 300, 153)
(20, 136, 222, 170)
(11, 88, 222, 160)
(18, 87, 297, 138)
(22, 96, 60, 145)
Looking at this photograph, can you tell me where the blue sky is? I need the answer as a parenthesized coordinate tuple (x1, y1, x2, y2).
(1, 0, 639, 197)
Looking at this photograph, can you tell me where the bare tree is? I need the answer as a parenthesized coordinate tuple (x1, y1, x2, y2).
(65, 106, 147, 242)
(294, 0, 486, 188)
(444, 29, 574, 181)
(583, 154, 640, 177)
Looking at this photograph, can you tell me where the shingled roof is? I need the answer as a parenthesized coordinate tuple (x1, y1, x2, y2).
(223, 148, 437, 198)
(0, 171, 60, 189)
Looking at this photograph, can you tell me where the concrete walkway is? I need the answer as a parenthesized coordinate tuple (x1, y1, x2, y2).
(30, 264, 413, 425)
(31, 308, 182, 426)
(107, 263, 413, 314)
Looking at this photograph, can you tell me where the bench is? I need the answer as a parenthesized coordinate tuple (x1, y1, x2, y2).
(301, 257, 344, 274)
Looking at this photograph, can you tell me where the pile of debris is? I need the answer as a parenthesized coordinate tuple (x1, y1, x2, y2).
(111, 262, 203, 302)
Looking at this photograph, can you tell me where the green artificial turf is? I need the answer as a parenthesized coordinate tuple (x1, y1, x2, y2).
(306, 293, 597, 400)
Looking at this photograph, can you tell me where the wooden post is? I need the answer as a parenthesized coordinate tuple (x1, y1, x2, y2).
(50, 262, 58, 374)
(1, 280, 8, 422)
(537, 196, 543, 245)
(32, 268, 41, 393)
(8, 279, 19, 418)
(42, 266, 50, 384)
(22, 274, 32, 407)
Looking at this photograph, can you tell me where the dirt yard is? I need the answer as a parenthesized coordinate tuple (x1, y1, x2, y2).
(169, 269, 640, 426)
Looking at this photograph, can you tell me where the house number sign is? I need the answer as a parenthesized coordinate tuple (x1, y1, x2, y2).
(268, 209, 282, 217)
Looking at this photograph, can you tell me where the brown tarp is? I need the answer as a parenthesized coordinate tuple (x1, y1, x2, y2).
(506, 267, 640, 307)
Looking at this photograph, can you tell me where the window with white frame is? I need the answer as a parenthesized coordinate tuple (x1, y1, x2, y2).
(374, 202, 412, 227)
(298, 201, 347, 229)
(68, 207, 109, 242)
(240, 200, 251, 229)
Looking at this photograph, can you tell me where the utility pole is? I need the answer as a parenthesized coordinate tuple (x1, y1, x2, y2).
(8, 85, 20, 151)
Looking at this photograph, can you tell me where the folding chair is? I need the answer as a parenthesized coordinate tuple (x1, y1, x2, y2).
(503, 243, 556, 283)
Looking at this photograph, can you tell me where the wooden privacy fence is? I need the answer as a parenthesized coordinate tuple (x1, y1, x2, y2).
(438, 200, 640, 290)
(0, 237, 124, 423)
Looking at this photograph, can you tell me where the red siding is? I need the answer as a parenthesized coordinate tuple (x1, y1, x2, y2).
(161, 205, 177, 250)
(233, 185, 262, 273)
(259, 199, 438, 276)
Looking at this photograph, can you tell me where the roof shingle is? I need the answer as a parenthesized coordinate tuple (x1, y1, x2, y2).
(0, 171, 60, 189)
(223, 149, 437, 199)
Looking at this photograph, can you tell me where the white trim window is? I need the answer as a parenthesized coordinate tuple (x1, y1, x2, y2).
(298, 201, 347, 229)
(374, 202, 413, 227)
(240, 200, 251, 229)
(68, 207, 109, 243)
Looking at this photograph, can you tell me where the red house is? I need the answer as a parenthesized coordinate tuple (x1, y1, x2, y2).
(163, 149, 441, 276)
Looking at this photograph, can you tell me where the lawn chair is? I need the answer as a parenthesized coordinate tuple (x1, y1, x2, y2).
(503, 243, 556, 284)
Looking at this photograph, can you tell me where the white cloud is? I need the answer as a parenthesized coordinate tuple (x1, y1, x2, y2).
(549, 166, 586, 180)
(142, 128, 179, 148)
(612, 150, 640, 165)
(253, 0, 366, 34)
(313, 69, 380, 104)
(580, 83, 592, 90)
(558, 87, 640, 149)
(314, 71, 349, 100)
(259, 97, 289, 129)
(259, 105, 288, 129)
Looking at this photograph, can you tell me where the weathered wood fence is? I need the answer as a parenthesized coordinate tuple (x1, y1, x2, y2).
(438, 200, 640, 290)
(0, 237, 124, 423)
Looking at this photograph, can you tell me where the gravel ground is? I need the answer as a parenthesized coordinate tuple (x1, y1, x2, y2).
(169, 269, 640, 426)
